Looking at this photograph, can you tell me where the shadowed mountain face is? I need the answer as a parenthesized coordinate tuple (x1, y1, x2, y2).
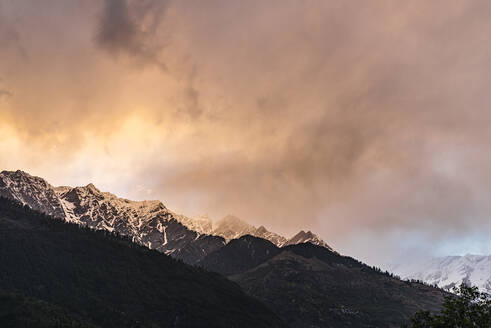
(0, 170, 332, 264)
(198, 235, 282, 275)
(0, 197, 286, 328)
(0, 170, 225, 264)
(200, 237, 447, 328)
(0, 170, 447, 327)
(0, 290, 97, 328)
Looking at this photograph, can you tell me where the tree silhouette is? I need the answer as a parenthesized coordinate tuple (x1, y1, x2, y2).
(406, 283, 491, 327)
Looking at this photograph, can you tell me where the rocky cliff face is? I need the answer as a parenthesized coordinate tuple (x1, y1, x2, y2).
(0, 170, 224, 263)
(0, 170, 333, 263)
(0, 170, 66, 219)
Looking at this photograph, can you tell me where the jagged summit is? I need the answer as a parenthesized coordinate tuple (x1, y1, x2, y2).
(289, 230, 315, 241)
(0, 170, 225, 263)
(209, 215, 288, 247)
(0, 169, 334, 260)
(257, 225, 268, 233)
(0, 170, 66, 219)
(207, 215, 331, 250)
(85, 183, 100, 193)
(285, 230, 334, 251)
(213, 215, 256, 241)
(2, 169, 31, 176)
(0, 169, 46, 186)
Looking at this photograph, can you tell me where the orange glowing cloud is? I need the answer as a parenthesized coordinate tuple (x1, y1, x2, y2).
(2, 0, 491, 264)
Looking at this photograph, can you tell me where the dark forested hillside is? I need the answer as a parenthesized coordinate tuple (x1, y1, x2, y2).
(0, 197, 286, 328)
(0, 289, 96, 328)
(198, 235, 282, 275)
(200, 236, 447, 328)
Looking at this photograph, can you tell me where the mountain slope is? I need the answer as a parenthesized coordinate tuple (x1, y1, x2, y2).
(0, 170, 225, 264)
(200, 237, 446, 328)
(0, 196, 286, 328)
(284, 230, 334, 251)
(199, 235, 282, 275)
(0, 290, 96, 328)
(0, 170, 334, 264)
(390, 254, 491, 294)
(0, 170, 335, 262)
(0, 170, 66, 218)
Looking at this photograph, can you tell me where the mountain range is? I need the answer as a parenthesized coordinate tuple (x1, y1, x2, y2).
(206, 214, 332, 250)
(197, 235, 446, 328)
(0, 196, 285, 327)
(390, 254, 491, 295)
(0, 170, 331, 263)
(0, 169, 450, 327)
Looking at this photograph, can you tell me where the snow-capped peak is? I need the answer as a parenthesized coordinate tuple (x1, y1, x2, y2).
(390, 254, 491, 294)
(0, 170, 334, 257)
(205, 215, 331, 250)
(0, 170, 66, 218)
(212, 215, 255, 240)
(209, 215, 290, 246)
(285, 230, 334, 251)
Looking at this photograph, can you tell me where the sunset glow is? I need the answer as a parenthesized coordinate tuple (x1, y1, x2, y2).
(2, 0, 491, 266)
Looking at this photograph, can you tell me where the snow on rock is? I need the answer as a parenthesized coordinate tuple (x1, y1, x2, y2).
(284, 230, 334, 251)
(0, 170, 334, 259)
(0, 170, 224, 263)
(0, 170, 66, 218)
(171, 213, 213, 235)
(208, 214, 331, 250)
(210, 214, 289, 246)
(390, 254, 491, 294)
(213, 215, 257, 241)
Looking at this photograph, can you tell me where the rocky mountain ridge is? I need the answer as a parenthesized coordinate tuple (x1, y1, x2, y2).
(0, 196, 286, 327)
(199, 214, 332, 249)
(0, 170, 225, 263)
(0, 170, 332, 262)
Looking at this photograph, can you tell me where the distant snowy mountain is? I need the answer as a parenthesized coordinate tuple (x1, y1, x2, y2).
(390, 254, 491, 294)
(211, 215, 288, 247)
(255, 225, 288, 247)
(0, 170, 334, 262)
(208, 215, 333, 250)
(284, 230, 334, 251)
(212, 215, 256, 240)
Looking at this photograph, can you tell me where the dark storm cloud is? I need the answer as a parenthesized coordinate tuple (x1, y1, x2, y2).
(0, 3, 26, 58)
(95, 0, 208, 119)
(96, 0, 169, 70)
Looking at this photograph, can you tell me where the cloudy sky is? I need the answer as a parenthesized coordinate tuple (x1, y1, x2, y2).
(2, 0, 491, 266)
